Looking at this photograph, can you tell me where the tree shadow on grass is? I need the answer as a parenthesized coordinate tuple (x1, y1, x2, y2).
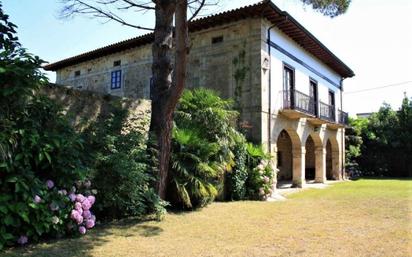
(2, 218, 163, 257)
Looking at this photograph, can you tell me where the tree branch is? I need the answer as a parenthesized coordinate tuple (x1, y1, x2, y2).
(61, 0, 154, 30)
(188, 0, 205, 22)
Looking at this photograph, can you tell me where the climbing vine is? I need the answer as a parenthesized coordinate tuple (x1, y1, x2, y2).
(232, 42, 249, 112)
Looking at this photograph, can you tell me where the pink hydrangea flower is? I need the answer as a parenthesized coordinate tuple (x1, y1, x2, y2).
(46, 180, 54, 189)
(75, 215, 84, 225)
(81, 199, 91, 210)
(68, 193, 76, 202)
(258, 188, 265, 196)
(85, 219, 95, 229)
(76, 194, 85, 203)
(263, 176, 270, 183)
(71, 209, 80, 219)
(78, 226, 87, 235)
(33, 195, 41, 203)
(87, 195, 95, 205)
(17, 235, 28, 245)
(74, 202, 82, 211)
(82, 210, 92, 219)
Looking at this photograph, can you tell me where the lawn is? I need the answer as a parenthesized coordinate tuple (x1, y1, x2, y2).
(2, 179, 411, 257)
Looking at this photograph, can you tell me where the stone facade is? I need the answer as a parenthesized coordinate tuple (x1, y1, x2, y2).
(49, 5, 352, 188)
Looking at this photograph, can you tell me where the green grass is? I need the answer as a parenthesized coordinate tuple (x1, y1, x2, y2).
(2, 179, 411, 257)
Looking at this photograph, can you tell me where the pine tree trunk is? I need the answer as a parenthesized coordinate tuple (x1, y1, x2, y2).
(150, 0, 188, 200)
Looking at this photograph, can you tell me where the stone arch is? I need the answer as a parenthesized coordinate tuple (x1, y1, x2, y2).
(274, 127, 306, 188)
(304, 135, 316, 180)
(325, 136, 340, 180)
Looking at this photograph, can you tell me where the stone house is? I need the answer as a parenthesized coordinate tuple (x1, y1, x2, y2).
(44, 0, 354, 188)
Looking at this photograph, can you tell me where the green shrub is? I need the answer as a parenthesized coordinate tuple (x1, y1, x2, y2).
(244, 144, 275, 200)
(82, 103, 167, 220)
(225, 135, 248, 200)
(170, 88, 241, 208)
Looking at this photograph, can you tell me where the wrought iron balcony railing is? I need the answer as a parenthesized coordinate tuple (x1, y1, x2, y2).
(319, 101, 335, 122)
(281, 90, 349, 125)
(282, 89, 317, 117)
(338, 109, 349, 125)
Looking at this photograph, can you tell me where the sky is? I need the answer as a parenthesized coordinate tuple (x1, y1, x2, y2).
(2, 0, 412, 116)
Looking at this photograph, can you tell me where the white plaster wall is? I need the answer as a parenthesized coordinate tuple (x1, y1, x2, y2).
(261, 21, 343, 113)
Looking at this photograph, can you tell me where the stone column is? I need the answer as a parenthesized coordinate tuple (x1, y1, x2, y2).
(292, 146, 305, 188)
(315, 147, 327, 183)
(332, 150, 342, 180)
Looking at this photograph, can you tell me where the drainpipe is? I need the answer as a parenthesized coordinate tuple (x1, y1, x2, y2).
(340, 78, 345, 179)
(267, 24, 277, 154)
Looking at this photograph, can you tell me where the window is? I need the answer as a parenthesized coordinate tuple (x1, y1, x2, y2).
(211, 36, 223, 44)
(74, 70, 81, 77)
(283, 64, 295, 108)
(111, 70, 122, 89)
(113, 60, 121, 67)
(310, 79, 318, 116)
(283, 65, 294, 92)
(328, 90, 335, 106)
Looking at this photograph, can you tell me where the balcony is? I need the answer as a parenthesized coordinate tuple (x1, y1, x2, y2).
(338, 110, 349, 126)
(281, 89, 317, 119)
(280, 90, 348, 127)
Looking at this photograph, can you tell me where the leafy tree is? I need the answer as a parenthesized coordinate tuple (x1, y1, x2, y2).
(352, 96, 412, 177)
(60, 0, 351, 198)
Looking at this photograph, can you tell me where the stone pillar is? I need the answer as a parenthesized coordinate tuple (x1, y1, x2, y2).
(292, 146, 305, 188)
(332, 150, 342, 180)
(315, 147, 327, 183)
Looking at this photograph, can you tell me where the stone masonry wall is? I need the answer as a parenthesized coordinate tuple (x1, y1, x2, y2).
(40, 84, 151, 135)
(55, 18, 263, 143)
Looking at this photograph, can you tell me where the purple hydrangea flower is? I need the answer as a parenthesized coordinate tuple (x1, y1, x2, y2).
(90, 215, 96, 222)
(87, 195, 95, 205)
(17, 235, 28, 245)
(81, 199, 91, 210)
(33, 195, 41, 203)
(76, 194, 85, 203)
(68, 193, 76, 202)
(85, 219, 95, 229)
(78, 226, 87, 235)
(46, 180, 54, 189)
(82, 210, 92, 219)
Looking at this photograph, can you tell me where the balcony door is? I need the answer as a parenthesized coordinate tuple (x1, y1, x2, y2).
(309, 80, 318, 116)
(283, 65, 295, 108)
(328, 90, 335, 121)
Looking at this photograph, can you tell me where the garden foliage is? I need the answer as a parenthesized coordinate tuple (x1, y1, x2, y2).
(0, 5, 94, 248)
(170, 88, 276, 208)
(81, 104, 167, 220)
(348, 97, 412, 177)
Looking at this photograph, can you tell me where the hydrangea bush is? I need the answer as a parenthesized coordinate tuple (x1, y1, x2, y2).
(0, 5, 95, 248)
